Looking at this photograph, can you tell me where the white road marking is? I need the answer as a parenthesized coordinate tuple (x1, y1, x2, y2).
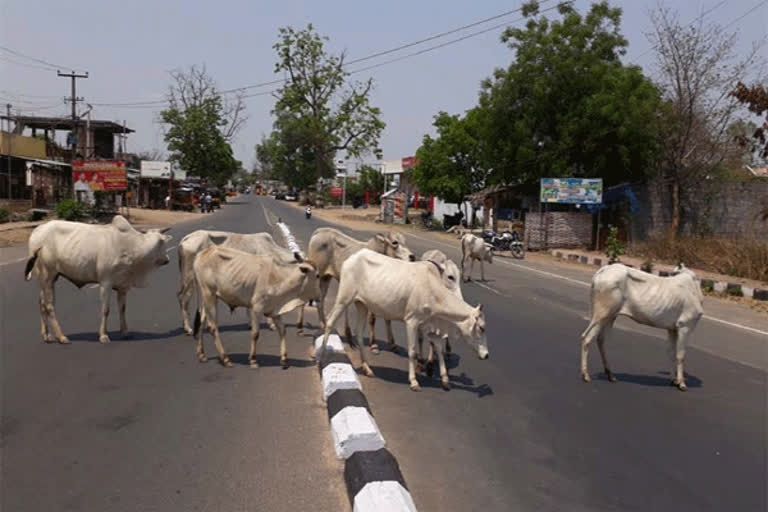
(0, 256, 27, 267)
(470, 280, 504, 296)
(166, 245, 178, 254)
(401, 231, 768, 337)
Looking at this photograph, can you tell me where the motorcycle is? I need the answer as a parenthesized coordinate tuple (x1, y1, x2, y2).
(305, 206, 312, 219)
(483, 229, 525, 259)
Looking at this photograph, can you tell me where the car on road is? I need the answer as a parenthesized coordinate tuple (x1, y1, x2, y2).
(284, 193, 297, 201)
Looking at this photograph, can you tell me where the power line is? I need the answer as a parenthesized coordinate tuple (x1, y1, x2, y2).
(0, 45, 73, 70)
(0, 53, 59, 72)
(89, 1, 564, 106)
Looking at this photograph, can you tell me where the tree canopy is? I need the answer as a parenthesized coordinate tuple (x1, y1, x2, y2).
(256, 24, 385, 190)
(161, 66, 242, 186)
(476, 1, 661, 187)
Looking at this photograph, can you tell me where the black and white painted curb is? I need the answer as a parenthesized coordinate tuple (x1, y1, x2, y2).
(552, 250, 768, 301)
(314, 334, 418, 512)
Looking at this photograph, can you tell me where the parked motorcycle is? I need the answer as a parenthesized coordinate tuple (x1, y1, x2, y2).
(483, 229, 525, 259)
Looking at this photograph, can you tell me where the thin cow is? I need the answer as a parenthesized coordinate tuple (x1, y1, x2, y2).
(460, 234, 493, 282)
(580, 263, 704, 391)
(177, 230, 302, 334)
(25, 215, 172, 343)
(318, 249, 489, 391)
(193, 245, 320, 369)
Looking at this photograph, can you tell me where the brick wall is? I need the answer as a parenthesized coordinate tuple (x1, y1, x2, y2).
(525, 211, 593, 249)
(645, 180, 768, 239)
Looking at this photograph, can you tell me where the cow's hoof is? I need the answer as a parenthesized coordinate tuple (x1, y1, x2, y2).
(99, 335, 110, 344)
(362, 365, 375, 378)
(409, 382, 421, 392)
(222, 358, 233, 368)
(281, 359, 289, 370)
(250, 361, 259, 369)
(58, 337, 71, 345)
(198, 354, 208, 363)
(677, 382, 688, 392)
(184, 328, 193, 336)
(606, 371, 617, 383)
(43, 336, 55, 344)
(370, 345, 380, 355)
(581, 373, 591, 383)
(441, 379, 450, 391)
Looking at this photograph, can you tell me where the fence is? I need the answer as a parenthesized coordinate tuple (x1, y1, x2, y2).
(524, 211, 593, 250)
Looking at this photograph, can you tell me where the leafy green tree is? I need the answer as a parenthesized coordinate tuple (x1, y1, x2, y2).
(260, 24, 385, 190)
(478, 1, 661, 186)
(357, 164, 385, 201)
(161, 66, 242, 186)
(413, 108, 489, 203)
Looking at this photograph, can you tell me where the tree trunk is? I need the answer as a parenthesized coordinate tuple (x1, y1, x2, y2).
(670, 179, 680, 237)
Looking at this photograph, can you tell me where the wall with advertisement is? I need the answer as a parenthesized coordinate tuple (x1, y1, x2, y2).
(72, 160, 127, 192)
(540, 178, 603, 204)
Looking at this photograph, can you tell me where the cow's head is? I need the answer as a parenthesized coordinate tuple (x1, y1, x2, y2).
(141, 227, 173, 266)
(469, 304, 489, 360)
(483, 243, 494, 263)
(424, 257, 462, 298)
(297, 260, 321, 301)
(375, 232, 415, 261)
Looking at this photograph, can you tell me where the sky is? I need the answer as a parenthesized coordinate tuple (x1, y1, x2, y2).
(1, 0, 766, 169)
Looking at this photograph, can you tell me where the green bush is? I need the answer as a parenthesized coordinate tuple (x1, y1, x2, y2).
(56, 200, 90, 221)
(641, 259, 654, 273)
(605, 226, 625, 264)
(0, 208, 9, 223)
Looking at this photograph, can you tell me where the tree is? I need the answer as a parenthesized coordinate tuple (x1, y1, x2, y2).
(357, 164, 385, 201)
(477, 1, 661, 187)
(412, 108, 489, 204)
(647, 7, 764, 233)
(731, 82, 768, 159)
(262, 24, 385, 190)
(161, 66, 242, 186)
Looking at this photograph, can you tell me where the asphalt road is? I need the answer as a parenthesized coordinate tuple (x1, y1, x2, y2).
(263, 196, 767, 512)
(0, 198, 347, 512)
(2, 194, 766, 512)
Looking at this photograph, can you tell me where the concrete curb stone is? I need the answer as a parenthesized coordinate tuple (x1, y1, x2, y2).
(314, 335, 417, 511)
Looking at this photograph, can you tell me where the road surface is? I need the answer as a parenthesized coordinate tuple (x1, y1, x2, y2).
(2, 194, 765, 511)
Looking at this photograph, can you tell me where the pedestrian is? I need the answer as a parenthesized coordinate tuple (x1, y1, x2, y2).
(165, 195, 171, 210)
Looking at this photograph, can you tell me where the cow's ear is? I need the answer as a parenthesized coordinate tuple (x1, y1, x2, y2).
(137, 228, 148, 234)
(427, 260, 445, 275)
(477, 303, 484, 312)
(375, 234, 387, 243)
(293, 252, 304, 262)
(164, 234, 174, 243)
(209, 234, 227, 245)
(298, 264, 313, 274)
(158, 227, 171, 234)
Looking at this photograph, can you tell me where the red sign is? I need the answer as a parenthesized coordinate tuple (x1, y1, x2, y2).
(330, 187, 343, 197)
(401, 156, 418, 169)
(73, 160, 127, 191)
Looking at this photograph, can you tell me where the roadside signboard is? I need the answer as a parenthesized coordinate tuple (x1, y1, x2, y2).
(330, 186, 343, 198)
(540, 178, 603, 204)
(140, 160, 172, 179)
(73, 160, 127, 191)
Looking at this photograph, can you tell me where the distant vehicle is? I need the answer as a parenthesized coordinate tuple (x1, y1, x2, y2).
(171, 188, 195, 211)
(275, 192, 286, 200)
(284, 193, 297, 201)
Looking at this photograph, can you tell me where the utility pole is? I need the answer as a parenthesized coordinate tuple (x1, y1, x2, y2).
(5, 103, 11, 200)
(168, 162, 173, 211)
(58, 71, 88, 199)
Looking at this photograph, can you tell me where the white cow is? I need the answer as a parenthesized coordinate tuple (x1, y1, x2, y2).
(177, 230, 301, 334)
(581, 263, 704, 391)
(461, 234, 493, 282)
(301, 227, 415, 341)
(24, 215, 172, 343)
(192, 246, 320, 369)
(318, 249, 489, 391)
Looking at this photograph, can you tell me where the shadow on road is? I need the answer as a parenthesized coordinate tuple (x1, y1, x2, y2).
(66, 327, 187, 342)
(595, 371, 703, 389)
(226, 353, 316, 368)
(368, 365, 494, 397)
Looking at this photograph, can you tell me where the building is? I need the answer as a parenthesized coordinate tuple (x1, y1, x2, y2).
(0, 114, 134, 212)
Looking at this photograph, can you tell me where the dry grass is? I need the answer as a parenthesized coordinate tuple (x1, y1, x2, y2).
(632, 236, 768, 283)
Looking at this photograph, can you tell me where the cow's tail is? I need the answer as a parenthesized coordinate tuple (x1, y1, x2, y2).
(24, 249, 39, 281)
(274, 221, 305, 262)
(193, 310, 202, 337)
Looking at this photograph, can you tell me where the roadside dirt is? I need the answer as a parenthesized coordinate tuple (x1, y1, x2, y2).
(0, 208, 204, 248)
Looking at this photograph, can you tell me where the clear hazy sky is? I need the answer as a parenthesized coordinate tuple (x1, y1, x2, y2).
(1, 1, 766, 168)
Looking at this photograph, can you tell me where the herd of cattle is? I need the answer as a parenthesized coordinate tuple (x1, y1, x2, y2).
(22, 214, 704, 392)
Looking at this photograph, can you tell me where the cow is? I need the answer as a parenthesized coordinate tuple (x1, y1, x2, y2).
(177, 230, 302, 334)
(299, 227, 415, 343)
(580, 263, 704, 391)
(192, 245, 320, 369)
(24, 215, 172, 343)
(373, 249, 462, 355)
(317, 249, 489, 391)
(460, 234, 493, 282)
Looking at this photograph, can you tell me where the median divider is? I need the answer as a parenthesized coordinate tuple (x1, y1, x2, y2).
(314, 333, 417, 511)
